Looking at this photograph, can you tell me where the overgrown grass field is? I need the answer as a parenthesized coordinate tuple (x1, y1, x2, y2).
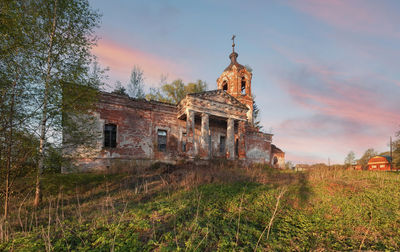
(1, 162, 400, 251)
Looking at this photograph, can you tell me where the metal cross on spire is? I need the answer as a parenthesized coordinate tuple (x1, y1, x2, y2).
(231, 34, 236, 52)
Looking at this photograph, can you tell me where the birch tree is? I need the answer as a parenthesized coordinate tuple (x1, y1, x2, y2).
(28, 0, 102, 207)
(127, 65, 145, 99)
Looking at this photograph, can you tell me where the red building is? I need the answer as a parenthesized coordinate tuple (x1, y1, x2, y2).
(367, 155, 392, 171)
(350, 164, 362, 170)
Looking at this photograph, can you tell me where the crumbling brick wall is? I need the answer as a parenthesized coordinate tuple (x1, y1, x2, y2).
(65, 93, 184, 172)
(245, 129, 272, 164)
(64, 91, 285, 173)
(271, 144, 285, 169)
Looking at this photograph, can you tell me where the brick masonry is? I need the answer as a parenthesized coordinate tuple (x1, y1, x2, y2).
(63, 47, 285, 172)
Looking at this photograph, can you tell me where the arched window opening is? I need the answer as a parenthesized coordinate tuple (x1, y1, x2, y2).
(273, 156, 278, 165)
(222, 81, 228, 91)
(241, 77, 246, 95)
(104, 124, 117, 148)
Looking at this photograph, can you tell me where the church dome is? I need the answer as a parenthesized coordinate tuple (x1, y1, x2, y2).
(224, 51, 245, 72)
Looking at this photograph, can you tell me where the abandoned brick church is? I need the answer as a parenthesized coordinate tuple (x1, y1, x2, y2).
(64, 41, 285, 172)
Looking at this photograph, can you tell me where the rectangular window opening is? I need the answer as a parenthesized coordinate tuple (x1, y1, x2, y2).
(158, 129, 167, 152)
(182, 132, 187, 152)
(104, 124, 117, 148)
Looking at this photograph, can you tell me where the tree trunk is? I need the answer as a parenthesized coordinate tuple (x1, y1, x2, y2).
(34, 0, 58, 208)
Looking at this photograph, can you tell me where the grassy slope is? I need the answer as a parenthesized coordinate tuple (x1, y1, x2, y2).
(1, 164, 400, 251)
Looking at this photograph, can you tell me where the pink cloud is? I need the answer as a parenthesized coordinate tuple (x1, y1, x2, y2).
(273, 114, 392, 164)
(276, 131, 388, 164)
(284, 151, 327, 164)
(277, 116, 387, 147)
(273, 132, 346, 164)
(92, 38, 190, 87)
(271, 45, 399, 129)
(271, 44, 348, 77)
(281, 78, 400, 129)
(274, 75, 399, 163)
(371, 74, 400, 88)
(286, 0, 400, 38)
(268, 48, 400, 163)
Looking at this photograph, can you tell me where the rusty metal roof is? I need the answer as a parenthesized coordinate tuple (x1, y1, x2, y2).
(224, 52, 245, 72)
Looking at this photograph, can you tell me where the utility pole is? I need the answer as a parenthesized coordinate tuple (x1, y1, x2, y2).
(390, 136, 393, 171)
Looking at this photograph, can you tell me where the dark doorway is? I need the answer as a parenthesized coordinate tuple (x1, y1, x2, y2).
(235, 139, 239, 158)
(208, 134, 212, 157)
(219, 136, 226, 155)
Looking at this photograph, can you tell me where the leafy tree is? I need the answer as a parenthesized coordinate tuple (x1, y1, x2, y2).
(185, 80, 207, 94)
(244, 64, 253, 73)
(252, 98, 262, 130)
(394, 131, 400, 169)
(344, 151, 356, 166)
(127, 65, 145, 99)
(21, 0, 103, 207)
(146, 79, 207, 104)
(359, 148, 378, 170)
(285, 161, 294, 170)
(0, 0, 41, 219)
(379, 151, 390, 156)
(146, 75, 168, 102)
(112, 81, 128, 96)
(244, 65, 261, 129)
(160, 79, 186, 103)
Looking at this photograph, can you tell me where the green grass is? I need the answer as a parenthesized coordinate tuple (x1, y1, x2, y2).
(1, 164, 400, 251)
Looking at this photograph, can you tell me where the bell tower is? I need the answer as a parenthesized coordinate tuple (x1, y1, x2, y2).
(217, 35, 254, 123)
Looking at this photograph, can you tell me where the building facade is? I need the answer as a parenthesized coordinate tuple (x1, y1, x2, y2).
(367, 155, 392, 171)
(63, 46, 285, 172)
